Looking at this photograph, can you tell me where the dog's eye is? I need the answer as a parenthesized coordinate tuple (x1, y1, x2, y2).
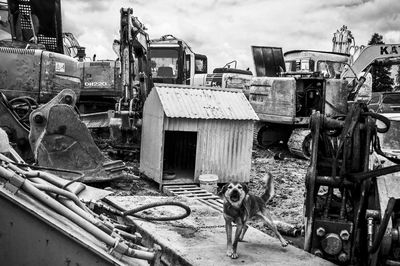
(238, 185, 242, 189)
(228, 185, 233, 189)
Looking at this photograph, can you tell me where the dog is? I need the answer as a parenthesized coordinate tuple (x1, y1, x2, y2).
(219, 173, 288, 259)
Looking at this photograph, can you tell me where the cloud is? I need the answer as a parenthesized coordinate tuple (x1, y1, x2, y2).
(61, 0, 400, 71)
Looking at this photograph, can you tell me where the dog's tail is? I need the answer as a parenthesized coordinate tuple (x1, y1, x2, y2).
(261, 172, 275, 203)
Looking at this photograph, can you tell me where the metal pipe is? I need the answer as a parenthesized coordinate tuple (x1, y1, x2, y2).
(367, 217, 374, 249)
(339, 188, 347, 219)
(323, 187, 334, 218)
(0, 166, 155, 261)
(315, 176, 353, 187)
(369, 197, 396, 254)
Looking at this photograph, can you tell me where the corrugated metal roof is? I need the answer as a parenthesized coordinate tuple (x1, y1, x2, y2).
(155, 85, 259, 120)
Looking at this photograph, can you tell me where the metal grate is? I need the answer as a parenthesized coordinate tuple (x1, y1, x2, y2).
(163, 184, 223, 212)
(37, 35, 57, 51)
(18, 3, 32, 30)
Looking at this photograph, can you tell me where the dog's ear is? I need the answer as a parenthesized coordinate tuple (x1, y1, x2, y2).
(242, 183, 249, 194)
(218, 183, 229, 197)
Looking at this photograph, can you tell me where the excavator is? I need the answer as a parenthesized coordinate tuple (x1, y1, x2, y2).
(0, 0, 126, 182)
(250, 25, 400, 159)
(249, 46, 350, 158)
(303, 27, 400, 265)
(148, 34, 253, 94)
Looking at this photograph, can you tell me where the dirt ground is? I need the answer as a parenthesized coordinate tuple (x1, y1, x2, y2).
(105, 143, 309, 240)
(246, 145, 308, 238)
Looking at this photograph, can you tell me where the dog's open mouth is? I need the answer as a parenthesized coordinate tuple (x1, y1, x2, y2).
(230, 190, 241, 202)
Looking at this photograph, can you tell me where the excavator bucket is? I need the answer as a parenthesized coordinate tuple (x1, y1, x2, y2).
(29, 89, 126, 183)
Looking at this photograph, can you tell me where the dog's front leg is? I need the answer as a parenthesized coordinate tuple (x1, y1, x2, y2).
(231, 221, 243, 259)
(225, 220, 234, 257)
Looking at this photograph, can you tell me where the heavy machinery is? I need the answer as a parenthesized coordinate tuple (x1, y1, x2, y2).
(0, 129, 188, 265)
(149, 34, 208, 85)
(249, 46, 350, 158)
(0, 0, 126, 182)
(303, 28, 400, 264)
(79, 7, 152, 154)
(303, 101, 400, 265)
(250, 39, 400, 159)
(149, 34, 253, 94)
(0, 0, 81, 103)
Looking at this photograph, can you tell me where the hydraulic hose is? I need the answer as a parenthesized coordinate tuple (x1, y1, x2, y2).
(0, 155, 84, 192)
(0, 165, 156, 261)
(123, 201, 191, 221)
(31, 182, 87, 210)
(362, 111, 391, 133)
(103, 197, 192, 222)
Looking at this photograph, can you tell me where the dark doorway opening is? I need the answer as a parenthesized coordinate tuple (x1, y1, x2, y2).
(163, 131, 197, 184)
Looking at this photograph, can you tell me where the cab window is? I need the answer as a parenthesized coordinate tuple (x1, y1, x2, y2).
(150, 49, 178, 78)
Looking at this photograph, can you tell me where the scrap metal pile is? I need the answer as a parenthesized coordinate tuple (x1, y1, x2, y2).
(0, 131, 161, 265)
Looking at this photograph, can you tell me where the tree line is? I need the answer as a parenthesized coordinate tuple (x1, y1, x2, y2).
(368, 33, 400, 92)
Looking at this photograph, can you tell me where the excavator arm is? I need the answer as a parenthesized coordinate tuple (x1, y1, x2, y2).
(342, 44, 400, 81)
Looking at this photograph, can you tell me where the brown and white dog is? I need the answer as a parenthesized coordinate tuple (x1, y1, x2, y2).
(219, 173, 288, 259)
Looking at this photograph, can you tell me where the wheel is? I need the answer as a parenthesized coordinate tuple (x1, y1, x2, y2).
(301, 133, 313, 159)
(288, 128, 312, 159)
(256, 124, 289, 148)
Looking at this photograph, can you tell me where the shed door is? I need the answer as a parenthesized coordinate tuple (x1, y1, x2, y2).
(163, 130, 197, 184)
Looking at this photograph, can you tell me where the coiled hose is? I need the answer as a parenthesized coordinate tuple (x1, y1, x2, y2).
(103, 198, 191, 221)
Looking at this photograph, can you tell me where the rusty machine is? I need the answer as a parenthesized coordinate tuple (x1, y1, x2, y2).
(78, 7, 152, 161)
(0, 127, 194, 265)
(0, 0, 126, 182)
(303, 102, 400, 265)
(303, 29, 400, 264)
(249, 46, 350, 158)
(149, 34, 253, 94)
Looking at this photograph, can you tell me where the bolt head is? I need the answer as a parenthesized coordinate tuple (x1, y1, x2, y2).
(338, 252, 348, 262)
(314, 249, 323, 257)
(33, 113, 44, 124)
(321, 233, 343, 255)
(340, 230, 350, 241)
(64, 95, 73, 105)
(316, 227, 326, 237)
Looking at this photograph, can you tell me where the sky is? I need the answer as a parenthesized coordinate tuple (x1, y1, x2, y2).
(61, 0, 400, 71)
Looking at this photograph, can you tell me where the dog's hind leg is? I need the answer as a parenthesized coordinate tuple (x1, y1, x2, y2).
(239, 223, 248, 241)
(257, 210, 288, 247)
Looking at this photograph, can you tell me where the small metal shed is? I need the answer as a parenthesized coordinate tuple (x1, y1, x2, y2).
(139, 84, 259, 188)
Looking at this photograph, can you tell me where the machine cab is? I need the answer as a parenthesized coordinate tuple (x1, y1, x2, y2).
(149, 35, 207, 85)
(5, 0, 64, 53)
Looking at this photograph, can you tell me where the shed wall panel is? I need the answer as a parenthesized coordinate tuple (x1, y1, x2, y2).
(194, 120, 254, 183)
(164, 118, 199, 132)
(140, 89, 164, 184)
